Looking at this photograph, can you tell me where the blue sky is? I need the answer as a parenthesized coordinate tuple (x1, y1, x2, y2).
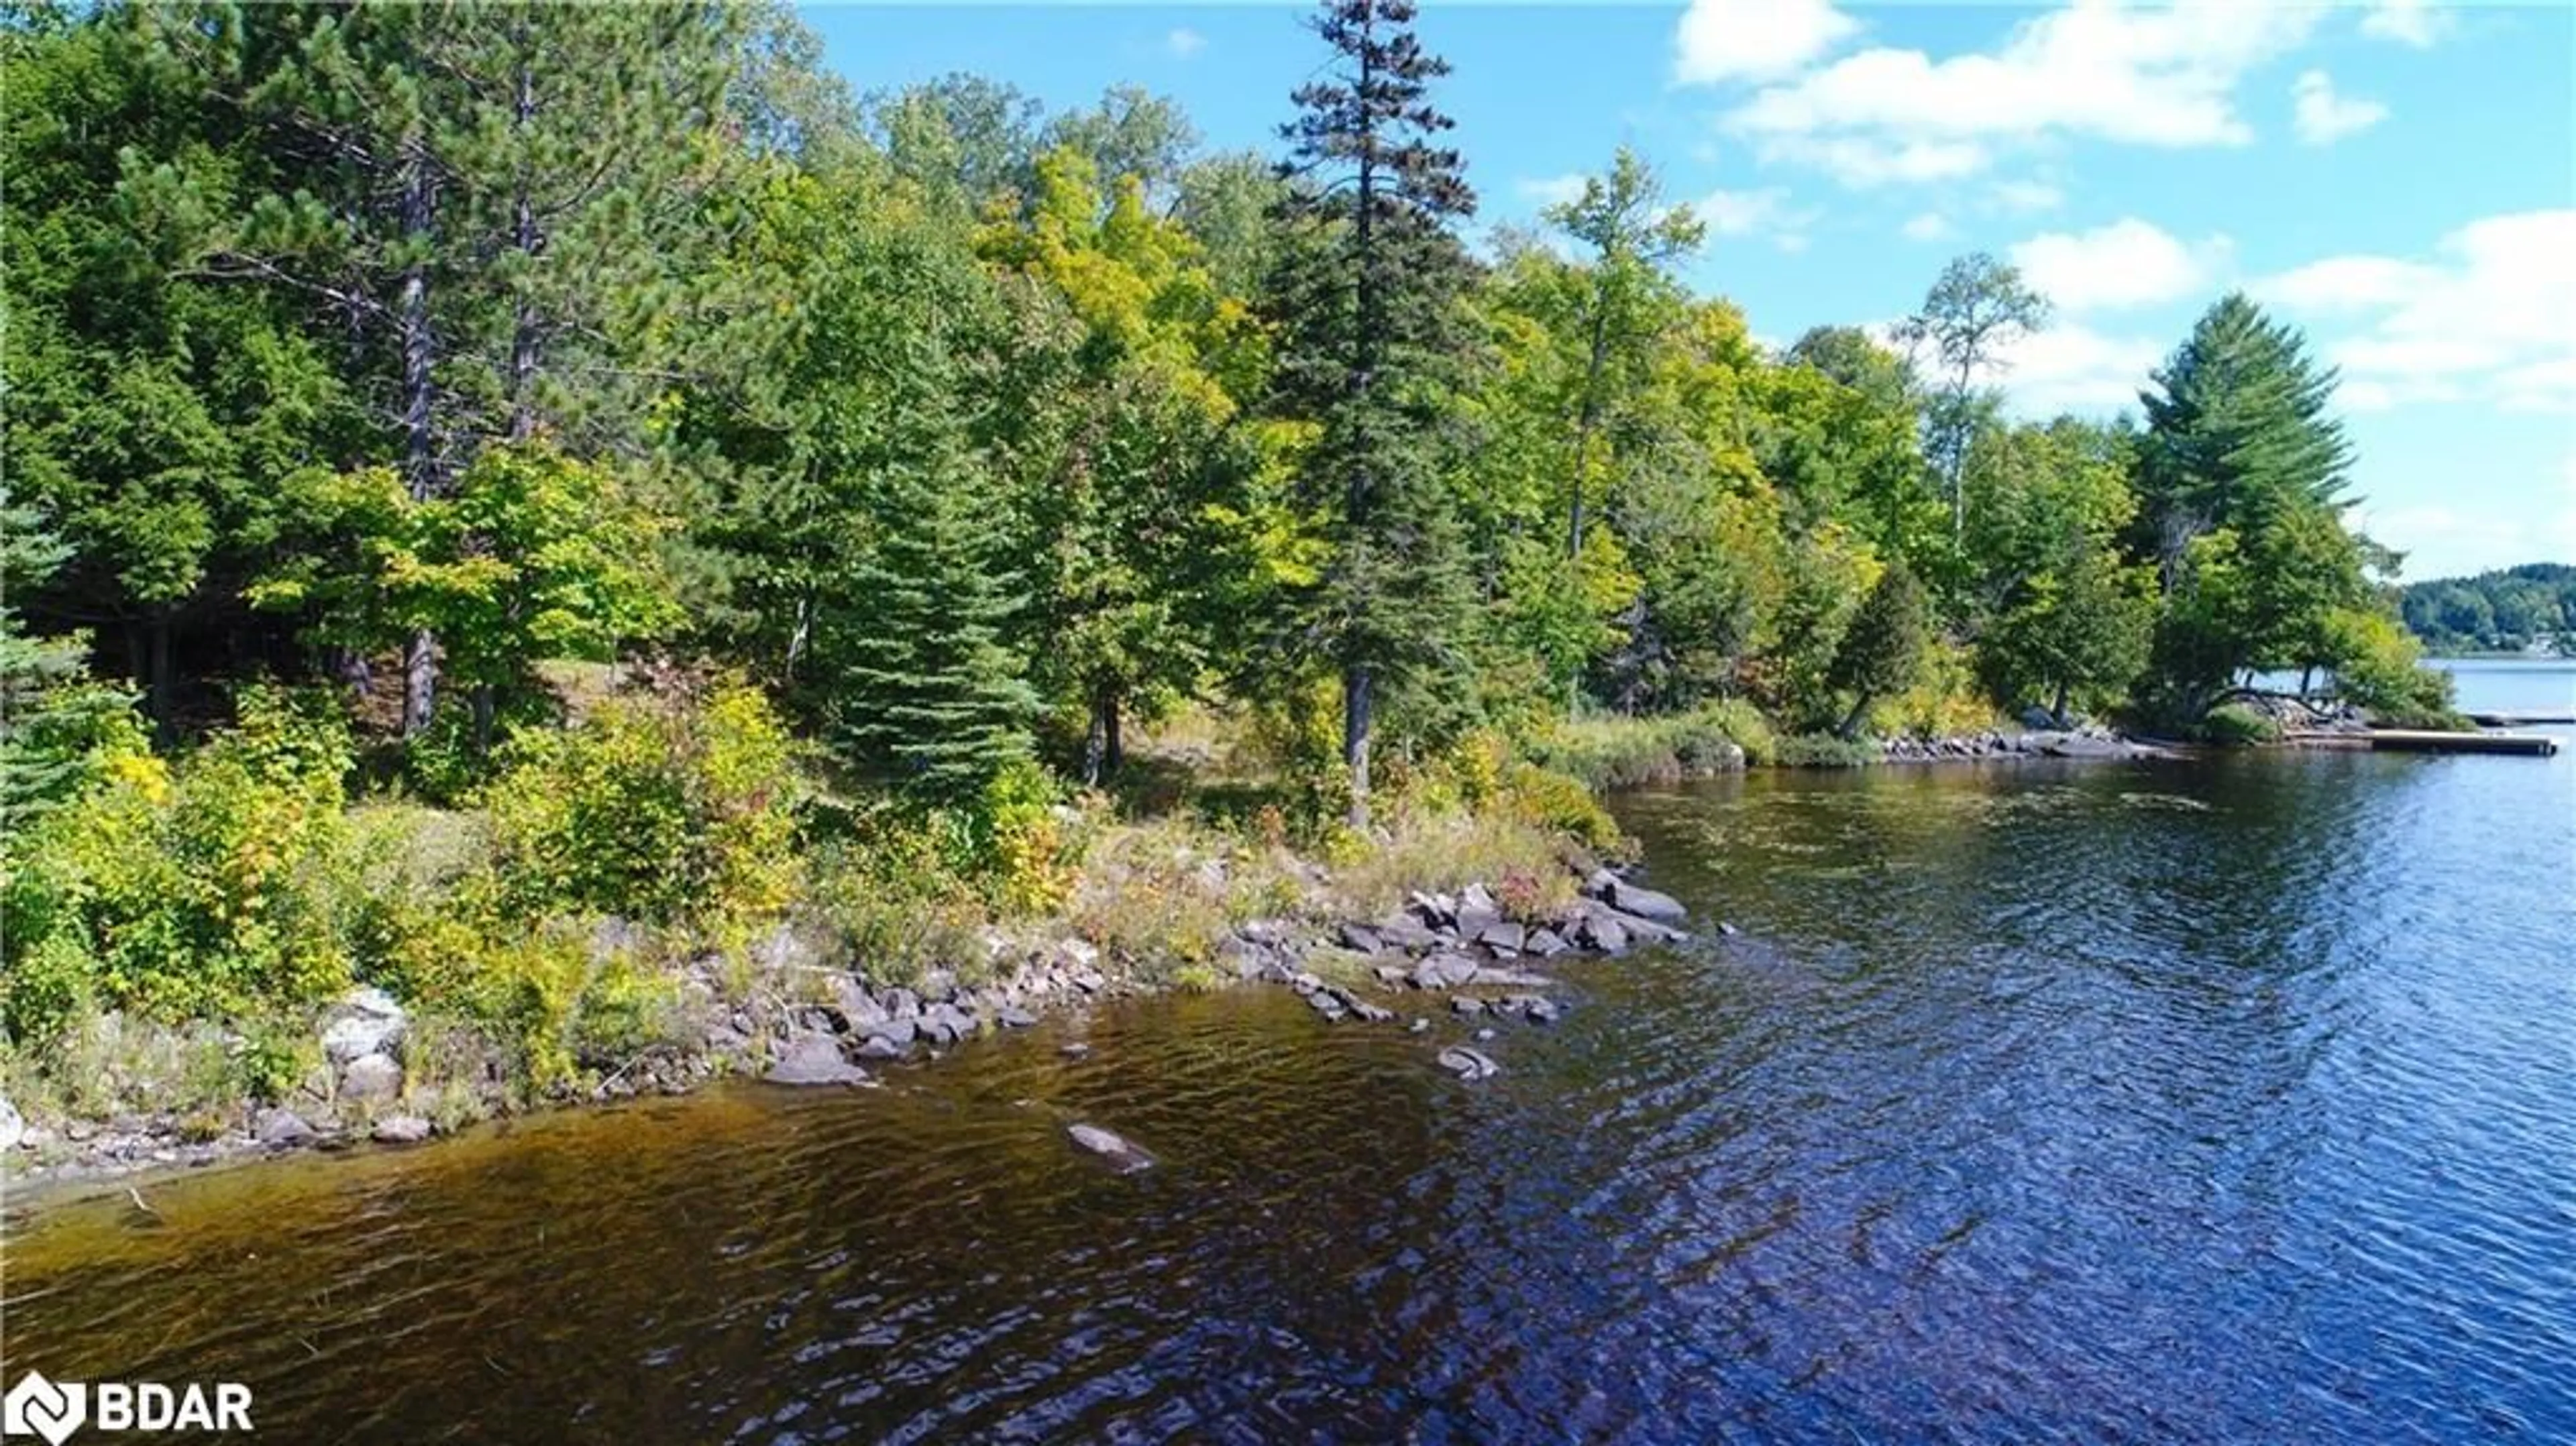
(801, 1, 2576, 581)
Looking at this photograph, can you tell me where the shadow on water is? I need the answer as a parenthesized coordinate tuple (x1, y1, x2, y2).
(5, 742, 2572, 1443)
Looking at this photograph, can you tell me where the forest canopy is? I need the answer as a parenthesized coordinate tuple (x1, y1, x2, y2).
(1, 0, 2461, 1066)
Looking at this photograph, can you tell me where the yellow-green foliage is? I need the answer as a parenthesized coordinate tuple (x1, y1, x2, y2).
(1877, 638, 2007, 738)
(481, 679, 803, 937)
(1527, 702, 1772, 789)
(2, 687, 368, 1042)
(377, 914, 680, 1094)
(1061, 814, 1303, 976)
(1333, 806, 1587, 924)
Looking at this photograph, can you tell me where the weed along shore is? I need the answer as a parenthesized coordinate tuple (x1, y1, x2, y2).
(0, 836, 1697, 1199)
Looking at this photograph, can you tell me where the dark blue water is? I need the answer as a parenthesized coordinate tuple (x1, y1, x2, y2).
(5, 691, 2571, 1443)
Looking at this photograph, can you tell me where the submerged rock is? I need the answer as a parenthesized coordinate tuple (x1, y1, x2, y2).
(1608, 879, 1687, 924)
(1437, 1046, 1499, 1081)
(1066, 1122, 1155, 1172)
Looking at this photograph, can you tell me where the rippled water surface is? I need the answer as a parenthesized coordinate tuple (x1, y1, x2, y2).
(6, 708, 2573, 1443)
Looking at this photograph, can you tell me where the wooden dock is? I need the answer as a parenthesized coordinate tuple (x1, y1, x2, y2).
(2464, 711, 2576, 727)
(2370, 729, 2561, 757)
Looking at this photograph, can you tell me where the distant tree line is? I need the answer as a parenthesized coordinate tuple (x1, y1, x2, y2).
(2400, 564, 2576, 655)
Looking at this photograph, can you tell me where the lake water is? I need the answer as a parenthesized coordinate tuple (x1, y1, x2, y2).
(5, 669, 2571, 1443)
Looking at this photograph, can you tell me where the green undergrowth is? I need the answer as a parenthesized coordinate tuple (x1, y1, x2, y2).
(1, 681, 1630, 1133)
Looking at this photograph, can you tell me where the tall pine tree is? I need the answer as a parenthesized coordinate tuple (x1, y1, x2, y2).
(1267, 0, 1478, 827)
(2135, 293, 2364, 715)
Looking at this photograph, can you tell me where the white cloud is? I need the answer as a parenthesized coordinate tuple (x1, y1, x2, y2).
(1990, 321, 2167, 414)
(1165, 27, 1205, 60)
(1764, 135, 1989, 188)
(2292, 70, 2387, 145)
(1695, 186, 1817, 249)
(1901, 211, 1956, 243)
(1674, 0, 1860, 85)
(2360, 0, 2445, 48)
(1992, 179, 2066, 214)
(2257, 209, 2576, 415)
(1864, 313, 2161, 416)
(1727, 1, 2322, 186)
(1516, 173, 1590, 209)
(2360, 496, 2576, 579)
(2010, 218, 2232, 313)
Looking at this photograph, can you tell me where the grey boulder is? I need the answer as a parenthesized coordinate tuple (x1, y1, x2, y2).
(1067, 1122, 1155, 1173)
(764, 1033, 871, 1087)
(320, 986, 409, 1066)
(372, 1115, 434, 1144)
(338, 1051, 404, 1104)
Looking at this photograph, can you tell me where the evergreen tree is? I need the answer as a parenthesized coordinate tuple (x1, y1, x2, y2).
(1829, 563, 1931, 737)
(0, 498, 138, 834)
(829, 457, 1038, 804)
(1267, 0, 1479, 826)
(2135, 293, 2363, 714)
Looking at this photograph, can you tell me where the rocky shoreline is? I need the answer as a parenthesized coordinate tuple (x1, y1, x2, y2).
(0, 863, 1705, 1200)
(1868, 725, 2165, 764)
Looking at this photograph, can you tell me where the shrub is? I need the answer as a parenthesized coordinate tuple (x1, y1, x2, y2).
(2, 687, 367, 1043)
(481, 679, 803, 937)
(1880, 638, 2006, 739)
(1771, 732, 1880, 768)
(2200, 702, 2279, 746)
(1527, 704, 1767, 791)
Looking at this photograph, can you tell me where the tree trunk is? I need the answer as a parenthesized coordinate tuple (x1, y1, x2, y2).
(333, 647, 372, 707)
(2051, 679, 2069, 725)
(508, 38, 539, 443)
(2299, 663, 2314, 699)
(1839, 693, 1870, 740)
(1081, 685, 1126, 787)
(148, 610, 174, 742)
(1568, 285, 1609, 562)
(472, 683, 496, 756)
(1345, 661, 1373, 831)
(1344, 15, 1377, 828)
(398, 142, 440, 738)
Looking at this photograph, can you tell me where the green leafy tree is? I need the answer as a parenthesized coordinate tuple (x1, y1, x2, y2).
(248, 443, 681, 749)
(1893, 253, 2049, 549)
(978, 148, 1256, 782)
(1266, 0, 1481, 826)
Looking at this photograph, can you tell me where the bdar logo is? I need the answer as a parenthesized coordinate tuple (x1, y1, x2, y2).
(2, 1372, 86, 1446)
